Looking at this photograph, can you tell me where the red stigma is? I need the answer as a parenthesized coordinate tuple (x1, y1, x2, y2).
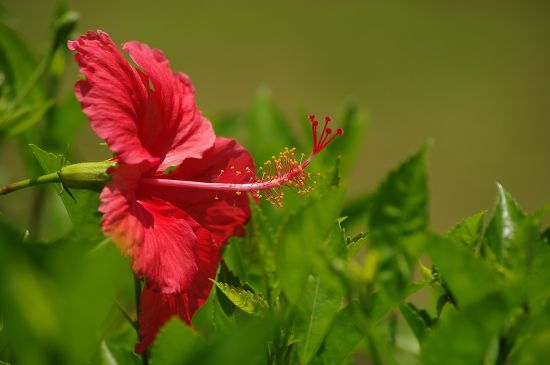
(308, 114, 343, 155)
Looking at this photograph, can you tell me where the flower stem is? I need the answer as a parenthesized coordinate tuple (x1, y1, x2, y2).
(0, 172, 60, 196)
(133, 274, 149, 365)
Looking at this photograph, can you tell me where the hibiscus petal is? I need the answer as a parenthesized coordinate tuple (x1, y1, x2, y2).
(139, 137, 255, 245)
(68, 31, 158, 166)
(100, 164, 200, 293)
(123, 41, 216, 172)
(135, 219, 219, 353)
(68, 31, 215, 169)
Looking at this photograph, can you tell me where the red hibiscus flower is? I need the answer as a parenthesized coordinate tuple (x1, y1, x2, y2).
(69, 31, 254, 352)
(69, 30, 342, 353)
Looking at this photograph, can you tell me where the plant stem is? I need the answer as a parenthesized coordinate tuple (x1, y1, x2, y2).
(134, 274, 149, 365)
(0, 172, 60, 195)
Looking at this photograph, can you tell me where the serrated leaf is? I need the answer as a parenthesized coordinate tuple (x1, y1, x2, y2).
(369, 144, 429, 300)
(370, 144, 429, 243)
(485, 183, 525, 262)
(311, 302, 364, 365)
(212, 280, 268, 315)
(447, 210, 486, 250)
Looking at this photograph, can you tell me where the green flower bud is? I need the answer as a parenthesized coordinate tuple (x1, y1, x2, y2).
(59, 161, 116, 192)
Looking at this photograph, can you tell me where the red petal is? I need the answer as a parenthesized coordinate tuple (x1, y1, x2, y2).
(123, 41, 216, 172)
(139, 137, 255, 245)
(69, 31, 215, 169)
(135, 220, 219, 353)
(100, 164, 201, 293)
(68, 31, 158, 166)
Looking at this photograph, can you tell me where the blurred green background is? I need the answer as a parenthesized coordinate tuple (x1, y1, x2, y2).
(1, 0, 549, 231)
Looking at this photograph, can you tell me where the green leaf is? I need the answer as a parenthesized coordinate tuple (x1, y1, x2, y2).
(369, 279, 431, 321)
(151, 319, 202, 365)
(245, 87, 300, 165)
(427, 234, 500, 306)
(0, 100, 53, 139)
(295, 274, 343, 364)
(0, 22, 42, 101)
(250, 202, 278, 297)
(99, 341, 140, 365)
(29, 144, 104, 246)
(485, 183, 526, 262)
(399, 302, 432, 341)
(542, 226, 550, 245)
(50, 9, 79, 51)
(276, 186, 345, 303)
(509, 301, 550, 365)
(421, 292, 517, 365)
(185, 316, 276, 365)
(311, 302, 364, 365)
(368, 144, 429, 299)
(447, 210, 487, 250)
(223, 203, 278, 299)
(211, 293, 237, 333)
(212, 280, 268, 315)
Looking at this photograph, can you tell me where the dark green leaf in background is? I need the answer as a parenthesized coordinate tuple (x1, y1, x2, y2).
(245, 87, 300, 165)
(151, 319, 202, 365)
(311, 302, 364, 365)
(368, 144, 429, 300)
(421, 292, 517, 365)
